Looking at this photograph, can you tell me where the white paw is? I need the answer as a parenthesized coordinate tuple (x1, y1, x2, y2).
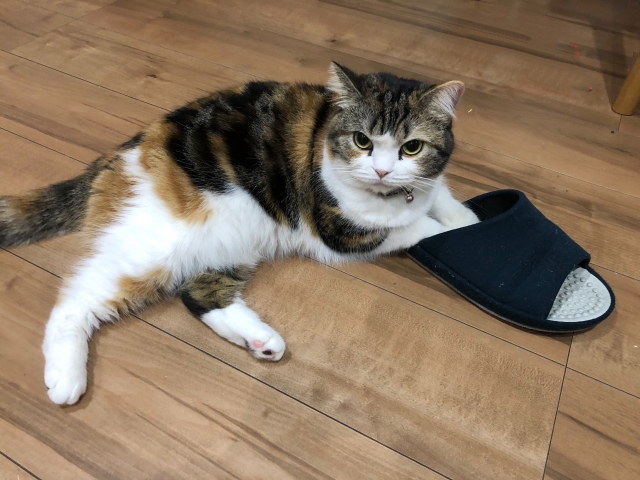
(244, 327, 286, 361)
(202, 302, 286, 362)
(44, 353, 87, 405)
(440, 206, 479, 229)
(43, 328, 89, 405)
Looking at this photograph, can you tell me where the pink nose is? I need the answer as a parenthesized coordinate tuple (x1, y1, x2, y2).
(374, 169, 390, 179)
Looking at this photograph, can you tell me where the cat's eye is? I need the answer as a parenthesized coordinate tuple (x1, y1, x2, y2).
(401, 140, 423, 156)
(354, 132, 372, 150)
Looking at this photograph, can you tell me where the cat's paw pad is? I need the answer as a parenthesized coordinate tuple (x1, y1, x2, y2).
(245, 331, 285, 361)
(440, 206, 479, 229)
(44, 361, 87, 405)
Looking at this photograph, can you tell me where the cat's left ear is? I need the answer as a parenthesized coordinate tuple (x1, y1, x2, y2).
(422, 81, 465, 118)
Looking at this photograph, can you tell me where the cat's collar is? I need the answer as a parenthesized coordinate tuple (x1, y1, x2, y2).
(378, 186, 414, 203)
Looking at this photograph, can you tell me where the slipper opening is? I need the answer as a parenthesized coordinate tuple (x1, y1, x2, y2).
(466, 190, 520, 222)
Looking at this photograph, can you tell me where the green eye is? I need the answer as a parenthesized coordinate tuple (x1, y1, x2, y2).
(354, 132, 372, 150)
(401, 140, 423, 156)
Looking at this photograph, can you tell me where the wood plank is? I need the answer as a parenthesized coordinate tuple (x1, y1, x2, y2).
(0, 50, 161, 162)
(567, 268, 640, 398)
(0, 251, 435, 480)
(1, 418, 92, 480)
(0, 455, 35, 480)
(619, 113, 640, 137)
(322, 0, 639, 79)
(19, 0, 116, 19)
(339, 257, 572, 364)
(76, 0, 640, 197)
(544, 370, 640, 480)
(0, 0, 72, 52)
(12, 21, 255, 111)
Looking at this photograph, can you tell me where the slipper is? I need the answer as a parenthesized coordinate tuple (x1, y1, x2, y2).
(406, 190, 615, 332)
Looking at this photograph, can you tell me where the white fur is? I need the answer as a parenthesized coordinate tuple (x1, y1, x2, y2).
(43, 146, 477, 404)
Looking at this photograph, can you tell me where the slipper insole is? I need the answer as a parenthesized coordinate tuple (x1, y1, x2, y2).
(548, 267, 612, 322)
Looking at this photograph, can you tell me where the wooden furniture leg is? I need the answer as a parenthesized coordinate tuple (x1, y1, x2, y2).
(613, 55, 640, 115)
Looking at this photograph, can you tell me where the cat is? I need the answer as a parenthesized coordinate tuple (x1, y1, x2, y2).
(0, 63, 478, 405)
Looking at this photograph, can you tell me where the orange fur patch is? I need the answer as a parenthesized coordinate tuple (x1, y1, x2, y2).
(138, 122, 213, 224)
(85, 153, 135, 231)
(107, 267, 173, 315)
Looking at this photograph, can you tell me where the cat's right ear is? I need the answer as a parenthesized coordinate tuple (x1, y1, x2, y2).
(327, 62, 361, 108)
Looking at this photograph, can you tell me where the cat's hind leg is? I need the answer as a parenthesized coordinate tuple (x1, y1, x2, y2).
(180, 267, 285, 361)
(43, 255, 170, 405)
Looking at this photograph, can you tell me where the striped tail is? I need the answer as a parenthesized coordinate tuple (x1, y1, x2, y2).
(0, 172, 93, 247)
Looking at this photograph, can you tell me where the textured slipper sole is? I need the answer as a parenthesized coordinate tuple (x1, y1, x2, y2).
(548, 267, 611, 322)
(407, 257, 613, 333)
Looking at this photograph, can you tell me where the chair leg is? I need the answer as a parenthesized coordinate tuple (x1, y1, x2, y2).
(613, 55, 640, 115)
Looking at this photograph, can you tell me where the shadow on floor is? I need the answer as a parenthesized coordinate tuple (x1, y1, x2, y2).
(548, 0, 639, 107)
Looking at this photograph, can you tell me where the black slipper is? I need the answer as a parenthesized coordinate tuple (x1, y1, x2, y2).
(406, 190, 615, 333)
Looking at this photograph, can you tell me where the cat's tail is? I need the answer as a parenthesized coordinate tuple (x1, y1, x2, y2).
(0, 171, 94, 247)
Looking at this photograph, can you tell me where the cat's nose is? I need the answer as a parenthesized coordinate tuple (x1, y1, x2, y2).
(374, 168, 390, 179)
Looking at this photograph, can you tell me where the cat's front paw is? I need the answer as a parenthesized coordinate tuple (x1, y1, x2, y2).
(44, 354, 87, 405)
(245, 330, 286, 361)
(43, 331, 88, 405)
(440, 206, 479, 229)
(203, 302, 286, 362)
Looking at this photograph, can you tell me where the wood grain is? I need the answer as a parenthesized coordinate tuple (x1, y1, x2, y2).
(447, 142, 640, 280)
(567, 268, 640, 398)
(12, 21, 255, 111)
(0, 0, 72, 52)
(323, 0, 639, 79)
(0, 50, 161, 163)
(339, 257, 572, 364)
(136, 260, 567, 480)
(9, 238, 566, 478)
(0, 454, 35, 480)
(18, 0, 116, 19)
(94, 0, 638, 116)
(619, 112, 640, 137)
(544, 370, 640, 480)
(0, 251, 436, 480)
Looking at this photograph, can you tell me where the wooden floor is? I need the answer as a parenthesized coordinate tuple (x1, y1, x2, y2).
(1, 1, 639, 479)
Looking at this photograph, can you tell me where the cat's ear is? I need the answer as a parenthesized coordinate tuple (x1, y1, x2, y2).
(422, 81, 465, 118)
(327, 62, 361, 108)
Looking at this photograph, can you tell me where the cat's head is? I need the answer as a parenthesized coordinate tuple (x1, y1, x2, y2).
(324, 62, 464, 195)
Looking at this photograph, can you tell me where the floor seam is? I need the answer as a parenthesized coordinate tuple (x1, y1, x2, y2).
(5, 51, 167, 113)
(541, 335, 572, 479)
(0, 451, 41, 480)
(566, 368, 640, 401)
(0, 126, 90, 167)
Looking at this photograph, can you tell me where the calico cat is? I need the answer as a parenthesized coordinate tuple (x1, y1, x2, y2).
(0, 63, 478, 405)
